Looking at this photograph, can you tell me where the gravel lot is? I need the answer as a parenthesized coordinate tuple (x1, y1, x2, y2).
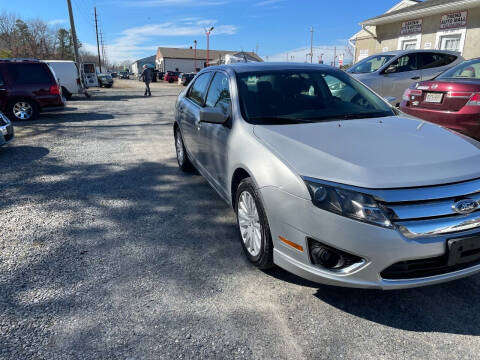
(1, 79, 480, 360)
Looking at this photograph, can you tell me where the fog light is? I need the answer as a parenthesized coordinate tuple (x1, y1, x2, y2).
(308, 238, 363, 271)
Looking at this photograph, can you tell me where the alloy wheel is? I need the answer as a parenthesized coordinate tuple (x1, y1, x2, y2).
(237, 190, 262, 257)
(13, 102, 33, 120)
(175, 131, 184, 166)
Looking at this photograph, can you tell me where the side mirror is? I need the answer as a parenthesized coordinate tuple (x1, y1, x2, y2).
(384, 65, 396, 74)
(199, 107, 229, 124)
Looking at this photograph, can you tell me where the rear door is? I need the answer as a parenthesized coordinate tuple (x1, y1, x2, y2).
(381, 53, 421, 102)
(178, 72, 213, 163)
(419, 52, 458, 80)
(195, 71, 232, 192)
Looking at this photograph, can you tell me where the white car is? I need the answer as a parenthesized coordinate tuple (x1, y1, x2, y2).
(43, 60, 83, 99)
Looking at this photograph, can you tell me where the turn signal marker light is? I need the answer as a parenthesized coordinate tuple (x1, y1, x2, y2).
(279, 236, 304, 252)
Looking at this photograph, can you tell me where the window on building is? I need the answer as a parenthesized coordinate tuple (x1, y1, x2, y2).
(187, 72, 212, 105)
(205, 72, 231, 115)
(401, 39, 418, 50)
(440, 34, 462, 52)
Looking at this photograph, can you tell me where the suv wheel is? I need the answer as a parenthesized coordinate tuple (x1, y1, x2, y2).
(174, 126, 194, 172)
(236, 178, 274, 269)
(8, 99, 38, 121)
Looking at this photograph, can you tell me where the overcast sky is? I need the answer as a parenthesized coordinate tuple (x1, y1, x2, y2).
(3, 0, 401, 63)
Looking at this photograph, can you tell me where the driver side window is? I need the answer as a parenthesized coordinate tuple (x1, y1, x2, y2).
(205, 72, 231, 115)
(385, 54, 418, 74)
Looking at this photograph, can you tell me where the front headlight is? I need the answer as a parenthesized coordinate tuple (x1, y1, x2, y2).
(304, 179, 393, 228)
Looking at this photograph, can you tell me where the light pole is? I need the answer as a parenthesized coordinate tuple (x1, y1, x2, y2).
(310, 26, 314, 64)
(205, 26, 214, 67)
(193, 40, 197, 72)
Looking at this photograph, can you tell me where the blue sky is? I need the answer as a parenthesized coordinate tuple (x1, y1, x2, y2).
(3, 0, 401, 64)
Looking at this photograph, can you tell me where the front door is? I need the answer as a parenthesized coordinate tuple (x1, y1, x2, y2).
(382, 53, 421, 103)
(196, 71, 232, 192)
(179, 72, 212, 164)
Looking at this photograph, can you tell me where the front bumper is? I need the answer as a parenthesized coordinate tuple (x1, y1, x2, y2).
(260, 186, 480, 290)
(0, 122, 14, 146)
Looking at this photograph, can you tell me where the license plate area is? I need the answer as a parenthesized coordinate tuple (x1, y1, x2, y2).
(448, 235, 480, 266)
(424, 92, 444, 103)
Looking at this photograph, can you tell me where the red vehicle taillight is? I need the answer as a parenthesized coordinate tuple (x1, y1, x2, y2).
(402, 88, 422, 102)
(467, 93, 480, 106)
(77, 78, 81, 85)
(49, 84, 61, 95)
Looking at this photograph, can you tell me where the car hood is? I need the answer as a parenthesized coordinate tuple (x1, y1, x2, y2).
(253, 116, 480, 189)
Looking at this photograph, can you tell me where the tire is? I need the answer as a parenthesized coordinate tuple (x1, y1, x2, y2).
(105, 84, 113, 88)
(7, 99, 38, 121)
(235, 178, 274, 270)
(174, 126, 194, 172)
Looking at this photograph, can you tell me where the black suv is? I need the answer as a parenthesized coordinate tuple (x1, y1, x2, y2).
(0, 59, 65, 121)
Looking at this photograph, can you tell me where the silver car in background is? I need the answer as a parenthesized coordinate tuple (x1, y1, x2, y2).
(347, 50, 463, 105)
(173, 63, 480, 289)
(0, 111, 14, 146)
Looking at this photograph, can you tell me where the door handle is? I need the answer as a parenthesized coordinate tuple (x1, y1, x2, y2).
(411, 76, 420, 80)
(195, 119, 202, 130)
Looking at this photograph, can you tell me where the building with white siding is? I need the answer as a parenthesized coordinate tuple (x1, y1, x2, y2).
(156, 47, 262, 73)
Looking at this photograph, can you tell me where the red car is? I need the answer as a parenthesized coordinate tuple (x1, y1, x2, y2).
(400, 58, 480, 140)
(0, 59, 65, 121)
(163, 71, 179, 83)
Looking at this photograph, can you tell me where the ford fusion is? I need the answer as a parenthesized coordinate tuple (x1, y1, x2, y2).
(173, 63, 480, 289)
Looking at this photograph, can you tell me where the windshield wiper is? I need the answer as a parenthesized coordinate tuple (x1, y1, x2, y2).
(310, 112, 392, 121)
(248, 116, 314, 124)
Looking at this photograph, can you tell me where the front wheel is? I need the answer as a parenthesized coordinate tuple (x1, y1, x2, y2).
(174, 126, 194, 172)
(236, 178, 274, 269)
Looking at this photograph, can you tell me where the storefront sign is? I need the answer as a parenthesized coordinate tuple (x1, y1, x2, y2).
(400, 19, 422, 35)
(440, 11, 468, 29)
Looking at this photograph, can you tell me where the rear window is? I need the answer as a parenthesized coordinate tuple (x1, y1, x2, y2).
(9, 63, 53, 84)
(420, 53, 457, 69)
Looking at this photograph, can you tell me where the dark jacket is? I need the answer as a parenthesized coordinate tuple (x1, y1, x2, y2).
(141, 68, 153, 83)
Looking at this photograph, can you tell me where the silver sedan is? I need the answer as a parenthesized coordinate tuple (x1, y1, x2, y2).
(173, 63, 480, 289)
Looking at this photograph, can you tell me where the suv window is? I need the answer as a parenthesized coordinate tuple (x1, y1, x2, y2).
(188, 73, 212, 105)
(385, 54, 418, 73)
(9, 63, 52, 84)
(205, 72, 231, 115)
(420, 53, 448, 69)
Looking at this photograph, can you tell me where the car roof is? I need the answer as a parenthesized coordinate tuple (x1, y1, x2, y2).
(373, 49, 460, 57)
(205, 62, 338, 74)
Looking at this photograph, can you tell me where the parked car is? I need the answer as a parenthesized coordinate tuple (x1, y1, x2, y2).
(348, 50, 463, 105)
(158, 72, 165, 81)
(0, 111, 14, 146)
(111, 72, 118, 78)
(0, 59, 65, 121)
(180, 73, 195, 86)
(400, 58, 480, 140)
(164, 71, 179, 83)
(174, 63, 480, 289)
(43, 60, 83, 100)
(97, 74, 114, 88)
(119, 71, 130, 79)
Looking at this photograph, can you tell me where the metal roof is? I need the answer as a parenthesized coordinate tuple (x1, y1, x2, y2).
(156, 47, 262, 62)
(362, 0, 480, 25)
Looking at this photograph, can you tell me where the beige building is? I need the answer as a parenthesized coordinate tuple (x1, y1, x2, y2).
(350, 0, 480, 63)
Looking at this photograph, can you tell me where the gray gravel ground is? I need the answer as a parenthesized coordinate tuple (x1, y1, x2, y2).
(1, 80, 480, 360)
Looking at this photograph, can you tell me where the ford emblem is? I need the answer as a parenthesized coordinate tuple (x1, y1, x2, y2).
(452, 199, 479, 215)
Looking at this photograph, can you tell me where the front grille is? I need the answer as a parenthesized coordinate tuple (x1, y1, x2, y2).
(381, 255, 480, 280)
(373, 178, 480, 239)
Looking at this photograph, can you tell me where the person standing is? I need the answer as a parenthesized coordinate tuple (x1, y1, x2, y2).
(141, 65, 152, 97)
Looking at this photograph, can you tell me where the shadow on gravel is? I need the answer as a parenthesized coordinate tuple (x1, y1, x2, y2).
(0, 145, 49, 163)
(314, 276, 480, 335)
(13, 112, 115, 126)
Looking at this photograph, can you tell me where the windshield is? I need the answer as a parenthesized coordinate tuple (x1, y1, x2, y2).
(237, 69, 394, 125)
(348, 55, 395, 74)
(439, 59, 480, 80)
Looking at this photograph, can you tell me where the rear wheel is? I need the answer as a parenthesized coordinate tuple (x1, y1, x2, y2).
(7, 99, 38, 121)
(174, 126, 194, 172)
(236, 178, 274, 269)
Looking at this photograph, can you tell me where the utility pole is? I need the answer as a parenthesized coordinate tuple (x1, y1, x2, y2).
(66, 0, 88, 97)
(205, 27, 214, 67)
(310, 27, 314, 64)
(255, 43, 259, 55)
(94, 7, 102, 73)
(334, 46, 337, 67)
(193, 40, 197, 72)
